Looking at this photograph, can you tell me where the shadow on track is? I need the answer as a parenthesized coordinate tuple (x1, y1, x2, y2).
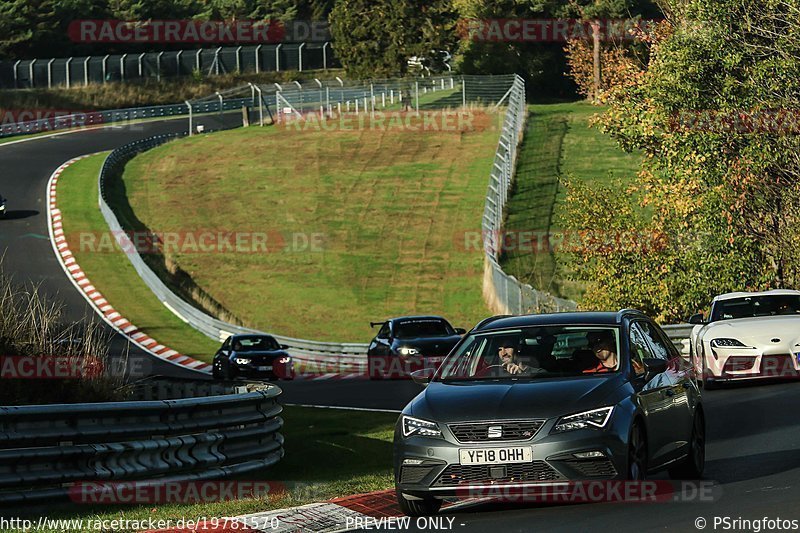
(2, 209, 39, 220)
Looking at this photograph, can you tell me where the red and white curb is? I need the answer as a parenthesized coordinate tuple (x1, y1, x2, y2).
(147, 489, 475, 532)
(46, 155, 212, 374)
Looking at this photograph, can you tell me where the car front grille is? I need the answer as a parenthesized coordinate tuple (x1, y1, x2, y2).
(432, 461, 563, 487)
(448, 420, 544, 443)
(562, 458, 617, 478)
(400, 465, 437, 484)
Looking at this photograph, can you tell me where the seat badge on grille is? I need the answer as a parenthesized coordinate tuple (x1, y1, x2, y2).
(488, 426, 503, 438)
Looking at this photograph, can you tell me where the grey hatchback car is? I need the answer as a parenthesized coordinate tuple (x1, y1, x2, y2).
(393, 310, 704, 516)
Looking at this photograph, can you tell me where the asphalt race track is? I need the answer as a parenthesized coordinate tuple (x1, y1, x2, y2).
(0, 117, 238, 380)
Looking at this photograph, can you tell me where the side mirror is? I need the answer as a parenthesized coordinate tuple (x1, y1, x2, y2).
(280, 344, 289, 350)
(411, 368, 436, 386)
(642, 358, 668, 382)
(454, 328, 467, 335)
(688, 313, 705, 325)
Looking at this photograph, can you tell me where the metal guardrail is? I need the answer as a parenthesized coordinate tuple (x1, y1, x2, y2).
(0, 388, 283, 505)
(97, 135, 369, 369)
(481, 74, 577, 315)
(0, 97, 253, 139)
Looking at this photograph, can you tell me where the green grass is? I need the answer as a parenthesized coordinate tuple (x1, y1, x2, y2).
(118, 112, 500, 342)
(498, 101, 642, 302)
(58, 154, 220, 361)
(20, 406, 397, 532)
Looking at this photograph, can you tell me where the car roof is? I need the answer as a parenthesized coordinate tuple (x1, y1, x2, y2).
(712, 289, 800, 302)
(472, 310, 648, 332)
(389, 315, 448, 323)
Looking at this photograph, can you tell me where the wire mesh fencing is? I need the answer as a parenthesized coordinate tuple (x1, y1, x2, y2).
(480, 74, 578, 315)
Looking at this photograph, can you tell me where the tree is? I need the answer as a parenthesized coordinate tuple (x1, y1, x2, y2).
(563, 0, 800, 321)
(329, 0, 455, 78)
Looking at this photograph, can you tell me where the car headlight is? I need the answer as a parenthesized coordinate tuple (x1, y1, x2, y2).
(710, 338, 749, 348)
(398, 347, 420, 356)
(278, 357, 291, 364)
(552, 407, 614, 434)
(401, 416, 442, 439)
(235, 357, 252, 365)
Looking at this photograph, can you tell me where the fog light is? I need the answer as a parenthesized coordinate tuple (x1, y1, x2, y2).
(403, 458, 425, 465)
(573, 451, 605, 459)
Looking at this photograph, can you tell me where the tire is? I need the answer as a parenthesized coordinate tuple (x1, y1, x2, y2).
(396, 490, 441, 517)
(669, 410, 705, 479)
(626, 422, 647, 480)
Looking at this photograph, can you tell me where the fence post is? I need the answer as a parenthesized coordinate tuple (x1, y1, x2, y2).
(176, 50, 182, 77)
(196, 49, 201, 73)
(65, 58, 72, 88)
(255, 44, 262, 73)
(29, 59, 35, 88)
(47, 58, 54, 89)
(236, 45, 242, 73)
(120, 54, 126, 81)
(84, 57, 90, 86)
(322, 42, 329, 70)
(102, 54, 108, 83)
(462, 77, 466, 107)
(275, 44, 282, 72)
(298, 43, 305, 72)
(186, 101, 193, 135)
(415, 81, 420, 115)
(156, 51, 164, 81)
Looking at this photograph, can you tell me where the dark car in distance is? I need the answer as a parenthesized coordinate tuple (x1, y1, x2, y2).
(367, 316, 466, 379)
(212, 334, 295, 381)
(393, 310, 705, 516)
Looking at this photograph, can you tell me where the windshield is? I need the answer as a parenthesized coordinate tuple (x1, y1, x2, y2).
(435, 326, 621, 381)
(232, 335, 280, 351)
(711, 295, 800, 321)
(394, 319, 454, 338)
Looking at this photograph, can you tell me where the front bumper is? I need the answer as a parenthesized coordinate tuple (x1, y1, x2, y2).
(394, 417, 628, 499)
(232, 360, 295, 380)
(704, 348, 800, 381)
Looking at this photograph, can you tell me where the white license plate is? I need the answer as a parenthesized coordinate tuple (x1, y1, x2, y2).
(459, 447, 532, 465)
(257, 366, 273, 372)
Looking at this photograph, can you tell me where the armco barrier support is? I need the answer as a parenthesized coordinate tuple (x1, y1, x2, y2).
(0, 388, 283, 505)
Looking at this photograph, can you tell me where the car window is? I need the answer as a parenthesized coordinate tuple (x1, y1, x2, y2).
(628, 322, 652, 376)
(221, 337, 231, 350)
(234, 336, 280, 351)
(638, 321, 673, 361)
(377, 323, 390, 338)
(394, 319, 454, 338)
(435, 326, 620, 381)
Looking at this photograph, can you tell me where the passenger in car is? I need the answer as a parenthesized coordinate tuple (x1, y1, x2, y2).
(583, 331, 618, 373)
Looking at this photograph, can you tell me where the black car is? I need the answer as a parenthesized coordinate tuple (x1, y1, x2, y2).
(212, 334, 295, 380)
(393, 310, 704, 516)
(367, 316, 466, 379)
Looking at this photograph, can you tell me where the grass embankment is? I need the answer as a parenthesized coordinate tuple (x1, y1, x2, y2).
(118, 112, 499, 342)
(0, 69, 343, 113)
(23, 406, 397, 532)
(498, 101, 642, 302)
(57, 155, 220, 360)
